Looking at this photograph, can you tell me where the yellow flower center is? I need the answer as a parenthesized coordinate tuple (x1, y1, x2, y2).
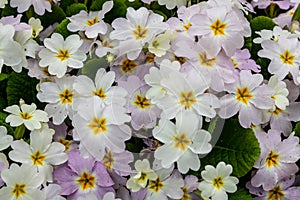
(87, 117, 107, 135)
(132, 24, 148, 40)
(30, 150, 47, 166)
(121, 59, 138, 73)
(102, 151, 115, 170)
(146, 53, 155, 63)
(86, 17, 98, 26)
(199, 53, 216, 67)
(173, 133, 191, 151)
(179, 91, 197, 109)
(179, 187, 190, 200)
(149, 177, 164, 193)
(213, 176, 224, 190)
(271, 106, 283, 116)
(76, 172, 96, 191)
(58, 138, 71, 152)
(183, 21, 192, 32)
(134, 95, 152, 109)
(19, 112, 32, 120)
(280, 50, 295, 65)
(135, 171, 149, 186)
(266, 150, 280, 168)
(12, 184, 26, 199)
(210, 19, 227, 36)
(236, 87, 253, 105)
(268, 185, 285, 200)
(93, 88, 106, 100)
(59, 88, 74, 104)
(56, 49, 70, 61)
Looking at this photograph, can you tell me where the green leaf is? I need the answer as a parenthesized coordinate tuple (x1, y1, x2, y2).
(0, 74, 8, 81)
(66, 3, 87, 16)
(294, 122, 300, 138)
(250, 16, 276, 32)
(1, 4, 18, 17)
(6, 70, 39, 106)
(0, 112, 14, 135)
(38, 5, 66, 27)
(228, 188, 252, 200)
(80, 58, 109, 80)
(292, 4, 300, 22)
(256, 58, 271, 80)
(55, 19, 72, 38)
(200, 119, 261, 178)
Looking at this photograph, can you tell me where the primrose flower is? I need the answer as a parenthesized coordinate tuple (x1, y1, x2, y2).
(72, 97, 131, 160)
(0, 153, 9, 187)
(258, 37, 300, 84)
(251, 130, 300, 190)
(0, 0, 7, 8)
(0, 126, 13, 151)
(126, 159, 158, 192)
(158, 0, 186, 10)
(9, 129, 68, 184)
(153, 111, 212, 174)
(247, 175, 300, 200)
(43, 184, 65, 200)
(218, 70, 274, 128)
(110, 7, 168, 60)
(67, 1, 113, 38)
(0, 23, 23, 73)
(28, 17, 43, 38)
(198, 162, 239, 200)
(38, 33, 86, 78)
(37, 76, 77, 125)
(53, 149, 115, 199)
(189, 6, 246, 58)
(4, 103, 49, 131)
(10, 0, 51, 15)
(0, 164, 45, 200)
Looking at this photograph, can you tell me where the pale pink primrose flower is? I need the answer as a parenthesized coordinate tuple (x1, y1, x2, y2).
(67, 1, 113, 38)
(189, 6, 246, 58)
(252, 129, 300, 191)
(218, 70, 274, 128)
(231, 49, 261, 72)
(157, 0, 186, 10)
(247, 174, 300, 200)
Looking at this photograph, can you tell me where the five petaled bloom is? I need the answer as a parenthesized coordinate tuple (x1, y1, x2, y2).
(198, 162, 239, 200)
(38, 33, 86, 78)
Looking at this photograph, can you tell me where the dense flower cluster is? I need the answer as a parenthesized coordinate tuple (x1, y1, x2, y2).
(0, 0, 300, 199)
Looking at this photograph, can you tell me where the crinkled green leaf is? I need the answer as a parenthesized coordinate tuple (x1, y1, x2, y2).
(0, 74, 8, 81)
(91, 0, 127, 23)
(60, 0, 75, 11)
(66, 3, 87, 16)
(1, 4, 17, 17)
(228, 188, 252, 200)
(250, 16, 276, 32)
(55, 19, 72, 38)
(6, 70, 39, 106)
(200, 119, 261, 178)
(80, 58, 109, 80)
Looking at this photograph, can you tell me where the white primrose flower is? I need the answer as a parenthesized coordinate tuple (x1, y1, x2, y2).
(158, 0, 186, 10)
(0, 23, 23, 73)
(9, 129, 68, 184)
(126, 159, 158, 192)
(28, 17, 43, 38)
(4, 103, 49, 131)
(67, 1, 113, 38)
(153, 111, 212, 174)
(38, 33, 87, 78)
(37, 76, 77, 125)
(0, 126, 13, 151)
(198, 162, 239, 200)
(0, 164, 45, 200)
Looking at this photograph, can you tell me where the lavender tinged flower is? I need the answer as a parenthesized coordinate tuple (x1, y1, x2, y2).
(53, 149, 115, 199)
